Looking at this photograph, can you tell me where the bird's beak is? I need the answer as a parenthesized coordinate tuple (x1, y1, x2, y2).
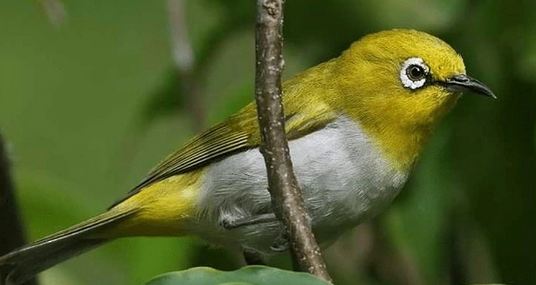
(440, 74, 497, 99)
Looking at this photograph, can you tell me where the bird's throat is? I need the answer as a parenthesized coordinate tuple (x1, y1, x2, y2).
(341, 93, 458, 172)
(347, 108, 445, 172)
(366, 123, 433, 172)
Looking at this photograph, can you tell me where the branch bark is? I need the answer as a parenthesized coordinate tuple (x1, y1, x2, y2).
(0, 134, 38, 285)
(254, 0, 332, 282)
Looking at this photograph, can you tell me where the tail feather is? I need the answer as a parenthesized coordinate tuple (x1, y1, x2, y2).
(1, 239, 105, 285)
(0, 209, 137, 285)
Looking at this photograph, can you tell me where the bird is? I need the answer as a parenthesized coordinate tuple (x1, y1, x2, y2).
(0, 29, 495, 284)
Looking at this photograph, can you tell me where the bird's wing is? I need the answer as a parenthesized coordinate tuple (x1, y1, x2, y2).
(109, 101, 336, 208)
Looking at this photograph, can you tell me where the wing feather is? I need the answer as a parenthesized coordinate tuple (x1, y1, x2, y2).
(134, 124, 250, 191)
(109, 100, 337, 209)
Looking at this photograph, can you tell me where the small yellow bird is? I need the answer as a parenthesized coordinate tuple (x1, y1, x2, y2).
(0, 29, 495, 284)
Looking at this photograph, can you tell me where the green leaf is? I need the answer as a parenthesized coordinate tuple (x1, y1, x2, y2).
(146, 266, 330, 285)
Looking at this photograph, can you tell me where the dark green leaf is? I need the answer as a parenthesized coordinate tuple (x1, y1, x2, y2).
(146, 266, 330, 285)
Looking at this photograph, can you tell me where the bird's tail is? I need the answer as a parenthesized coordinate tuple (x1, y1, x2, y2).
(0, 208, 137, 285)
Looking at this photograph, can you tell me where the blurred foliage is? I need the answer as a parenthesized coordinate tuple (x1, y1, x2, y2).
(0, 0, 534, 284)
(146, 266, 329, 285)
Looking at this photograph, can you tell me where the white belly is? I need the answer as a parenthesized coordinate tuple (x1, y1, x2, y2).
(196, 117, 408, 254)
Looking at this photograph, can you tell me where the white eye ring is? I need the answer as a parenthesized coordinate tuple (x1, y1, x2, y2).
(400, 57, 430, 90)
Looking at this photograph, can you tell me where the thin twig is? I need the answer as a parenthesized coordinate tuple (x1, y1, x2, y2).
(0, 134, 38, 285)
(167, 0, 205, 129)
(254, 0, 332, 282)
(167, 0, 194, 72)
(38, 0, 66, 27)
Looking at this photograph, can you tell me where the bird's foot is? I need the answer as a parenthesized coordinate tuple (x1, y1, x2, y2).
(220, 213, 277, 230)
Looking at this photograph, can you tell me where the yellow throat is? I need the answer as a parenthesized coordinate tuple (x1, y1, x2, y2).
(283, 30, 468, 171)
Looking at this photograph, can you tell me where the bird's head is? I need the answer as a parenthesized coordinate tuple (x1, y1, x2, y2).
(331, 29, 495, 169)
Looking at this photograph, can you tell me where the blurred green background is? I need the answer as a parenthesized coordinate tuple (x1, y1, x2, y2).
(0, 0, 534, 284)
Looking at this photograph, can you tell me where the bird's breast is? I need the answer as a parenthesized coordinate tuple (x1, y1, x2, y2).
(196, 116, 409, 252)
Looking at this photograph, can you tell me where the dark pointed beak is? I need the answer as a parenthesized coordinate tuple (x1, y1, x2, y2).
(440, 74, 497, 99)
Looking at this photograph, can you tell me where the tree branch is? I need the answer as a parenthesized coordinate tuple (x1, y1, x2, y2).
(0, 134, 38, 285)
(254, 0, 332, 282)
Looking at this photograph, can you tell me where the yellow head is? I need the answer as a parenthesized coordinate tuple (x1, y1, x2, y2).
(330, 29, 495, 170)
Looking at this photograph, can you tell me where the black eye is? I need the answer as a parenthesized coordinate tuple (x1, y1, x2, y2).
(406, 64, 426, 81)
